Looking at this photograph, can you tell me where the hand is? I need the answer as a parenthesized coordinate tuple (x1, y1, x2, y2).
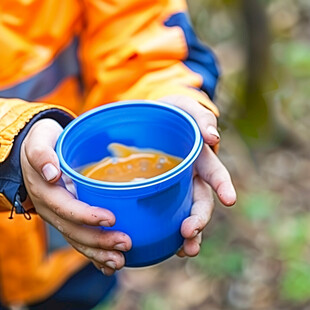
(159, 95, 237, 257)
(20, 119, 132, 276)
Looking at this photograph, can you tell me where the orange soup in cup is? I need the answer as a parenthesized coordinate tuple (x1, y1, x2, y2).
(80, 143, 182, 182)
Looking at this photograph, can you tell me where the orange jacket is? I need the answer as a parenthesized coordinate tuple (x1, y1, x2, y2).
(0, 0, 220, 306)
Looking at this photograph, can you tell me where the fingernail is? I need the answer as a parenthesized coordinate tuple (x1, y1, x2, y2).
(101, 267, 106, 275)
(99, 220, 112, 227)
(105, 261, 116, 270)
(42, 163, 59, 181)
(191, 229, 199, 238)
(206, 126, 220, 140)
(114, 243, 126, 251)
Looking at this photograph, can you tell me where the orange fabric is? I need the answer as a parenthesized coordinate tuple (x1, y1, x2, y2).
(0, 194, 12, 212)
(0, 213, 88, 305)
(0, 0, 218, 115)
(0, 98, 75, 163)
(0, 0, 82, 88)
(0, 0, 220, 306)
(79, 0, 219, 115)
(0, 98, 84, 306)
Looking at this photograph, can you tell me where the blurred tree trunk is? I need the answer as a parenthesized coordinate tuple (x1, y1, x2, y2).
(242, 0, 270, 96)
(234, 0, 275, 149)
(236, 0, 299, 150)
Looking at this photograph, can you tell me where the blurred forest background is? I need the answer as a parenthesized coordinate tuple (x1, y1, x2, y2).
(97, 0, 310, 309)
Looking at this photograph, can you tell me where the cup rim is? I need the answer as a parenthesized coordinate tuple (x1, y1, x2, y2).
(56, 100, 203, 190)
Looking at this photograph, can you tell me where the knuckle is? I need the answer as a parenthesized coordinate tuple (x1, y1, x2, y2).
(94, 231, 112, 248)
(110, 251, 124, 267)
(92, 232, 101, 247)
(76, 244, 87, 254)
(95, 250, 124, 268)
(205, 166, 221, 184)
(55, 221, 72, 239)
(83, 247, 96, 259)
(53, 205, 67, 219)
(61, 229, 72, 240)
(28, 184, 41, 200)
(197, 215, 206, 229)
(204, 109, 217, 124)
(94, 250, 108, 263)
(72, 243, 88, 256)
(96, 231, 126, 250)
(28, 145, 47, 162)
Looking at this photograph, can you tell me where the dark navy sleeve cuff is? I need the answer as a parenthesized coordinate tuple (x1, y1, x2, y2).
(164, 12, 220, 100)
(0, 108, 74, 216)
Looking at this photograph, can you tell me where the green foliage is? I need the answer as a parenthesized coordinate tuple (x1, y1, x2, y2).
(269, 214, 310, 303)
(194, 227, 244, 278)
(238, 191, 280, 221)
(270, 215, 310, 261)
(273, 41, 310, 77)
(280, 261, 310, 302)
(141, 293, 171, 310)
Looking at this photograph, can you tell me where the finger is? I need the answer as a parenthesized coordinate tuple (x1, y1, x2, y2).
(22, 157, 116, 226)
(22, 137, 123, 229)
(66, 226, 132, 252)
(159, 95, 220, 146)
(92, 261, 117, 277)
(60, 174, 77, 197)
(180, 176, 214, 239)
(176, 247, 186, 258)
(39, 205, 132, 251)
(183, 233, 202, 257)
(23, 119, 64, 183)
(177, 233, 202, 257)
(21, 195, 35, 212)
(195, 144, 237, 206)
(67, 238, 125, 270)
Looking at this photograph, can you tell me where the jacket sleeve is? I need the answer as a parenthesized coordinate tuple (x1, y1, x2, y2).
(0, 98, 75, 212)
(80, 0, 220, 116)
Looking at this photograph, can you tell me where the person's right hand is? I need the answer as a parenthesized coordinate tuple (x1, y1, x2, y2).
(20, 118, 132, 276)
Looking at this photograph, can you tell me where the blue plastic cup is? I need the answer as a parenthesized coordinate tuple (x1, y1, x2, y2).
(56, 100, 203, 267)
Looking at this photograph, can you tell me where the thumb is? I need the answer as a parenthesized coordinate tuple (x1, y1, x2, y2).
(23, 118, 64, 183)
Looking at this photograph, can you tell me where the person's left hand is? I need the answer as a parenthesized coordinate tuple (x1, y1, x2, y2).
(159, 95, 237, 257)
